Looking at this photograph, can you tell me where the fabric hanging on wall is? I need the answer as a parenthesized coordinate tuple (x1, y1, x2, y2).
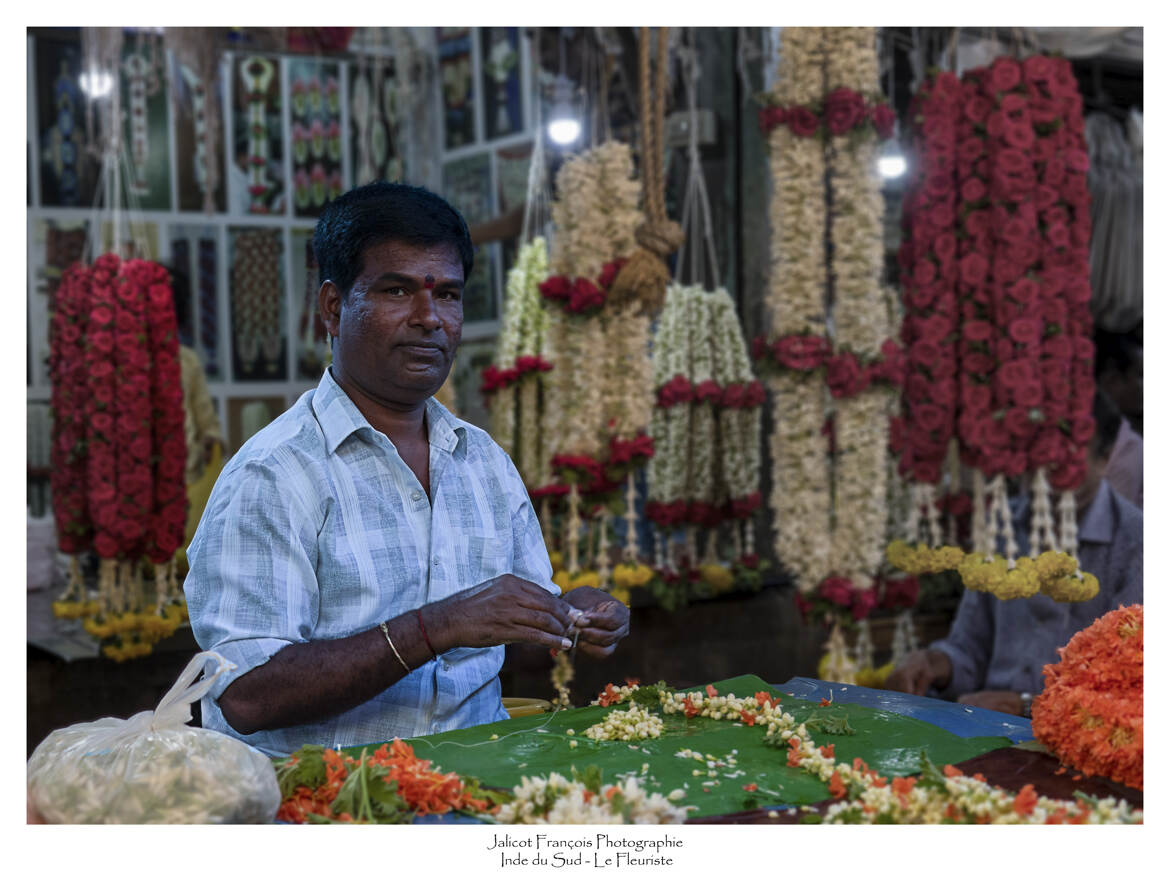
(169, 238, 192, 345)
(1086, 112, 1143, 332)
(198, 237, 219, 376)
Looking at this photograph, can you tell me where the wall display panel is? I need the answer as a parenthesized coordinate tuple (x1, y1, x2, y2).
(172, 55, 227, 212)
(230, 54, 284, 215)
(496, 141, 533, 270)
(228, 226, 287, 381)
(167, 224, 223, 378)
(349, 58, 402, 185)
(463, 242, 499, 325)
(437, 28, 475, 150)
(290, 228, 330, 380)
(480, 27, 523, 141)
(34, 34, 101, 208)
(226, 395, 288, 453)
(288, 58, 344, 217)
(99, 219, 162, 261)
(442, 151, 494, 226)
(449, 336, 495, 430)
(118, 37, 172, 210)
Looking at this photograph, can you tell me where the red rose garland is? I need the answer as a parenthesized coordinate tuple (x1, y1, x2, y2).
(112, 261, 154, 559)
(48, 264, 93, 556)
(85, 253, 123, 561)
(758, 88, 897, 142)
(898, 71, 962, 487)
(140, 262, 188, 563)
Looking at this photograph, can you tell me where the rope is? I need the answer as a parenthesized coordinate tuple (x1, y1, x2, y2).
(674, 32, 720, 289)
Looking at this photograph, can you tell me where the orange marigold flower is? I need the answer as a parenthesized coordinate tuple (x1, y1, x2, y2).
(819, 743, 835, 759)
(828, 771, 847, 799)
(1013, 784, 1038, 816)
(819, 697, 832, 707)
(683, 695, 700, 718)
(706, 684, 718, 697)
(743, 783, 758, 792)
(739, 709, 756, 726)
(943, 764, 962, 778)
(787, 746, 804, 768)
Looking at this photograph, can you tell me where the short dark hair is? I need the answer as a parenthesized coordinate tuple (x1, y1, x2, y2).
(1091, 388, 1123, 459)
(312, 181, 474, 297)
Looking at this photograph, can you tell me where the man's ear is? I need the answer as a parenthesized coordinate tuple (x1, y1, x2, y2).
(319, 280, 342, 342)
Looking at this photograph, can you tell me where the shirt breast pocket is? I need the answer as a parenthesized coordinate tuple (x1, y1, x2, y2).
(454, 531, 513, 585)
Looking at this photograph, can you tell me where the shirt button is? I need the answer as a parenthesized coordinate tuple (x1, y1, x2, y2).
(411, 490, 422, 502)
(441, 659, 452, 671)
(432, 557, 440, 566)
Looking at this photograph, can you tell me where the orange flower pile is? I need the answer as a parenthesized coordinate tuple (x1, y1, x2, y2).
(1031, 604, 1143, 789)
(276, 740, 493, 824)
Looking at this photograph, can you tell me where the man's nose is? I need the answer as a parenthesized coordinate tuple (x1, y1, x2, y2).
(409, 291, 442, 329)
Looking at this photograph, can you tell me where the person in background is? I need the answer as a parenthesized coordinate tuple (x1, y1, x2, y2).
(184, 182, 629, 757)
(169, 266, 224, 482)
(885, 391, 1142, 717)
(1095, 328, 1142, 507)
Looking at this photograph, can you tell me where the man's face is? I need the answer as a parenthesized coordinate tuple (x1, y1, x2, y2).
(323, 239, 464, 409)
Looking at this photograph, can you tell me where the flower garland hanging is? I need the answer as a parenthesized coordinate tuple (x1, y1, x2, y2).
(761, 26, 833, 597)
(824, 27, 896, 602)
(50, 254, 189, 659)
(888, 54, 1098, 596)
(484, 237, 553, 486)
(1031, 604, 1142, 790)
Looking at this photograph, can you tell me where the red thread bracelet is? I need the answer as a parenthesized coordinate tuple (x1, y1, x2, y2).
(416, 608, 438, 660)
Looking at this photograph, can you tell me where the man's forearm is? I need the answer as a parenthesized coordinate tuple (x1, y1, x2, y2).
(219, 609, 434, 735)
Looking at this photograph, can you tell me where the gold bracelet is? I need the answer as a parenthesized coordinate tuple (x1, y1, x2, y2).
(379, 621, 411, 674)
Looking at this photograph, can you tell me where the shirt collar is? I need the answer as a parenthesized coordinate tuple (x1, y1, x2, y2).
(312, 367, 466, 455)
(1077, 479, 1114, 544)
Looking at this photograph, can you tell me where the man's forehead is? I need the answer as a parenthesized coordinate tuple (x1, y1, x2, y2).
(358, 238, 462, 276)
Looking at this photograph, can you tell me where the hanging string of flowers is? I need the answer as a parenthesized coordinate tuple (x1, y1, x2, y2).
(50, 254, 189, 660)
(824, 26, 897, 608)
(760, 25, 833, 598)
(889, 53, 1098, 597)
(483, 237, 553, 486)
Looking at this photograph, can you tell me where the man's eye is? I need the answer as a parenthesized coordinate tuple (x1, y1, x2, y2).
(384, 286, 407, 296)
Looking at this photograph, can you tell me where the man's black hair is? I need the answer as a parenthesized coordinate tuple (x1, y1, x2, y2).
(1091, 388, 1123, 460)
(1093, 328, 1142, 379)
(312, 181, 474, 297)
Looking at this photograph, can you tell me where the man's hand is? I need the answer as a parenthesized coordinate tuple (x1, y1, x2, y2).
(563, 587, 630, 660)
(885, 648, 953, 696)
(957, 690, 1024, 715)
(428, 575, 578, 653)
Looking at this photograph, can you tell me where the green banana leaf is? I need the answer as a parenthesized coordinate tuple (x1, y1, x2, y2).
(343, 675, 1013, 819)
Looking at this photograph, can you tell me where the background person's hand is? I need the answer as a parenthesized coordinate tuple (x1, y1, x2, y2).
(428, 574, 577, 653)
(884, 648, 952, 696)
(563, 587, 630, 659)
(957, 690, 1024, 716)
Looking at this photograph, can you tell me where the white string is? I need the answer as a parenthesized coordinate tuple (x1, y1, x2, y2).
(673, 31, 720, 290)
(520, 28, 551, 247)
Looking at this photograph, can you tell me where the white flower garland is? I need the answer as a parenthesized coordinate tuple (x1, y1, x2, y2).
(766, 26, 832, 593)
(824, 27, 892, 594)
(494, 772, 690, 825)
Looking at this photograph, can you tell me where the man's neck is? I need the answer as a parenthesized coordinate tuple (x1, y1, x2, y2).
(329, 367, 429, 446)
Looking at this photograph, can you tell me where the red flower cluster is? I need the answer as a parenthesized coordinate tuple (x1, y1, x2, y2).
(48, 264, 94, 554)
(902, 56, 1096, 488)
(597, 258, 627, 291)
(539, 274, 607, 315)
(877, 575, 920, 610)
(656, 375, 767, 409)
(50, 255, 188, 563)
(794, 576, 878, 626)
(752, 333, 831, 372)
(1031, 604, 1143, 790)
(645, 490, 762, 530)
(479, 354, 553, 398)
(758, 89, 897, 140)
(605, 433, 654, 473)
(753, 334, 905, 401)
(898, 71, 962, 485)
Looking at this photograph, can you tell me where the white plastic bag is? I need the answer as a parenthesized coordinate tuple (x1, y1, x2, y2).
(27, 651, 280, 824)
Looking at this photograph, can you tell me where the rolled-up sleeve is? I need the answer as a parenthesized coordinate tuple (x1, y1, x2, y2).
(498, 453, 559, 596)
(184, 459, 321, 703)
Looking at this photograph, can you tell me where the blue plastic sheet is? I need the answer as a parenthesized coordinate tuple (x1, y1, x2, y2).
(776, 676, 1035, 744)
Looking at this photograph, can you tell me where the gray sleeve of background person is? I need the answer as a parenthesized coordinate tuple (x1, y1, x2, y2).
(1111, 497, 1143, 606)
(928, 588, 996, 699)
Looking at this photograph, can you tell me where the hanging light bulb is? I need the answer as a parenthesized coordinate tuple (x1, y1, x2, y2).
(79, 68, 115, 99)
(547, 74, 580, 146)
(878, 138, 907, 179)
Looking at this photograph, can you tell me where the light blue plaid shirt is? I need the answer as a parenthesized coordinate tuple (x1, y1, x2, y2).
(184, 367, 557, 757)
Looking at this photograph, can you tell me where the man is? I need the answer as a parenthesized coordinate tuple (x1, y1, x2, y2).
(185, 182, 629, 756)
(885, 392, 1142, 716)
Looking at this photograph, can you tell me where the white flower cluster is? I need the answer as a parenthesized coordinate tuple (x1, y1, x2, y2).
(710, 289, 763, 510)
(823, 26, 880, 95)
(648, 284, 694, 509)
(584, 703, 664, 742)
(494, 772, 690, 825)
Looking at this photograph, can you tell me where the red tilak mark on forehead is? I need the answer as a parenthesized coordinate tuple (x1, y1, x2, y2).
(424, 274, 435, 289)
